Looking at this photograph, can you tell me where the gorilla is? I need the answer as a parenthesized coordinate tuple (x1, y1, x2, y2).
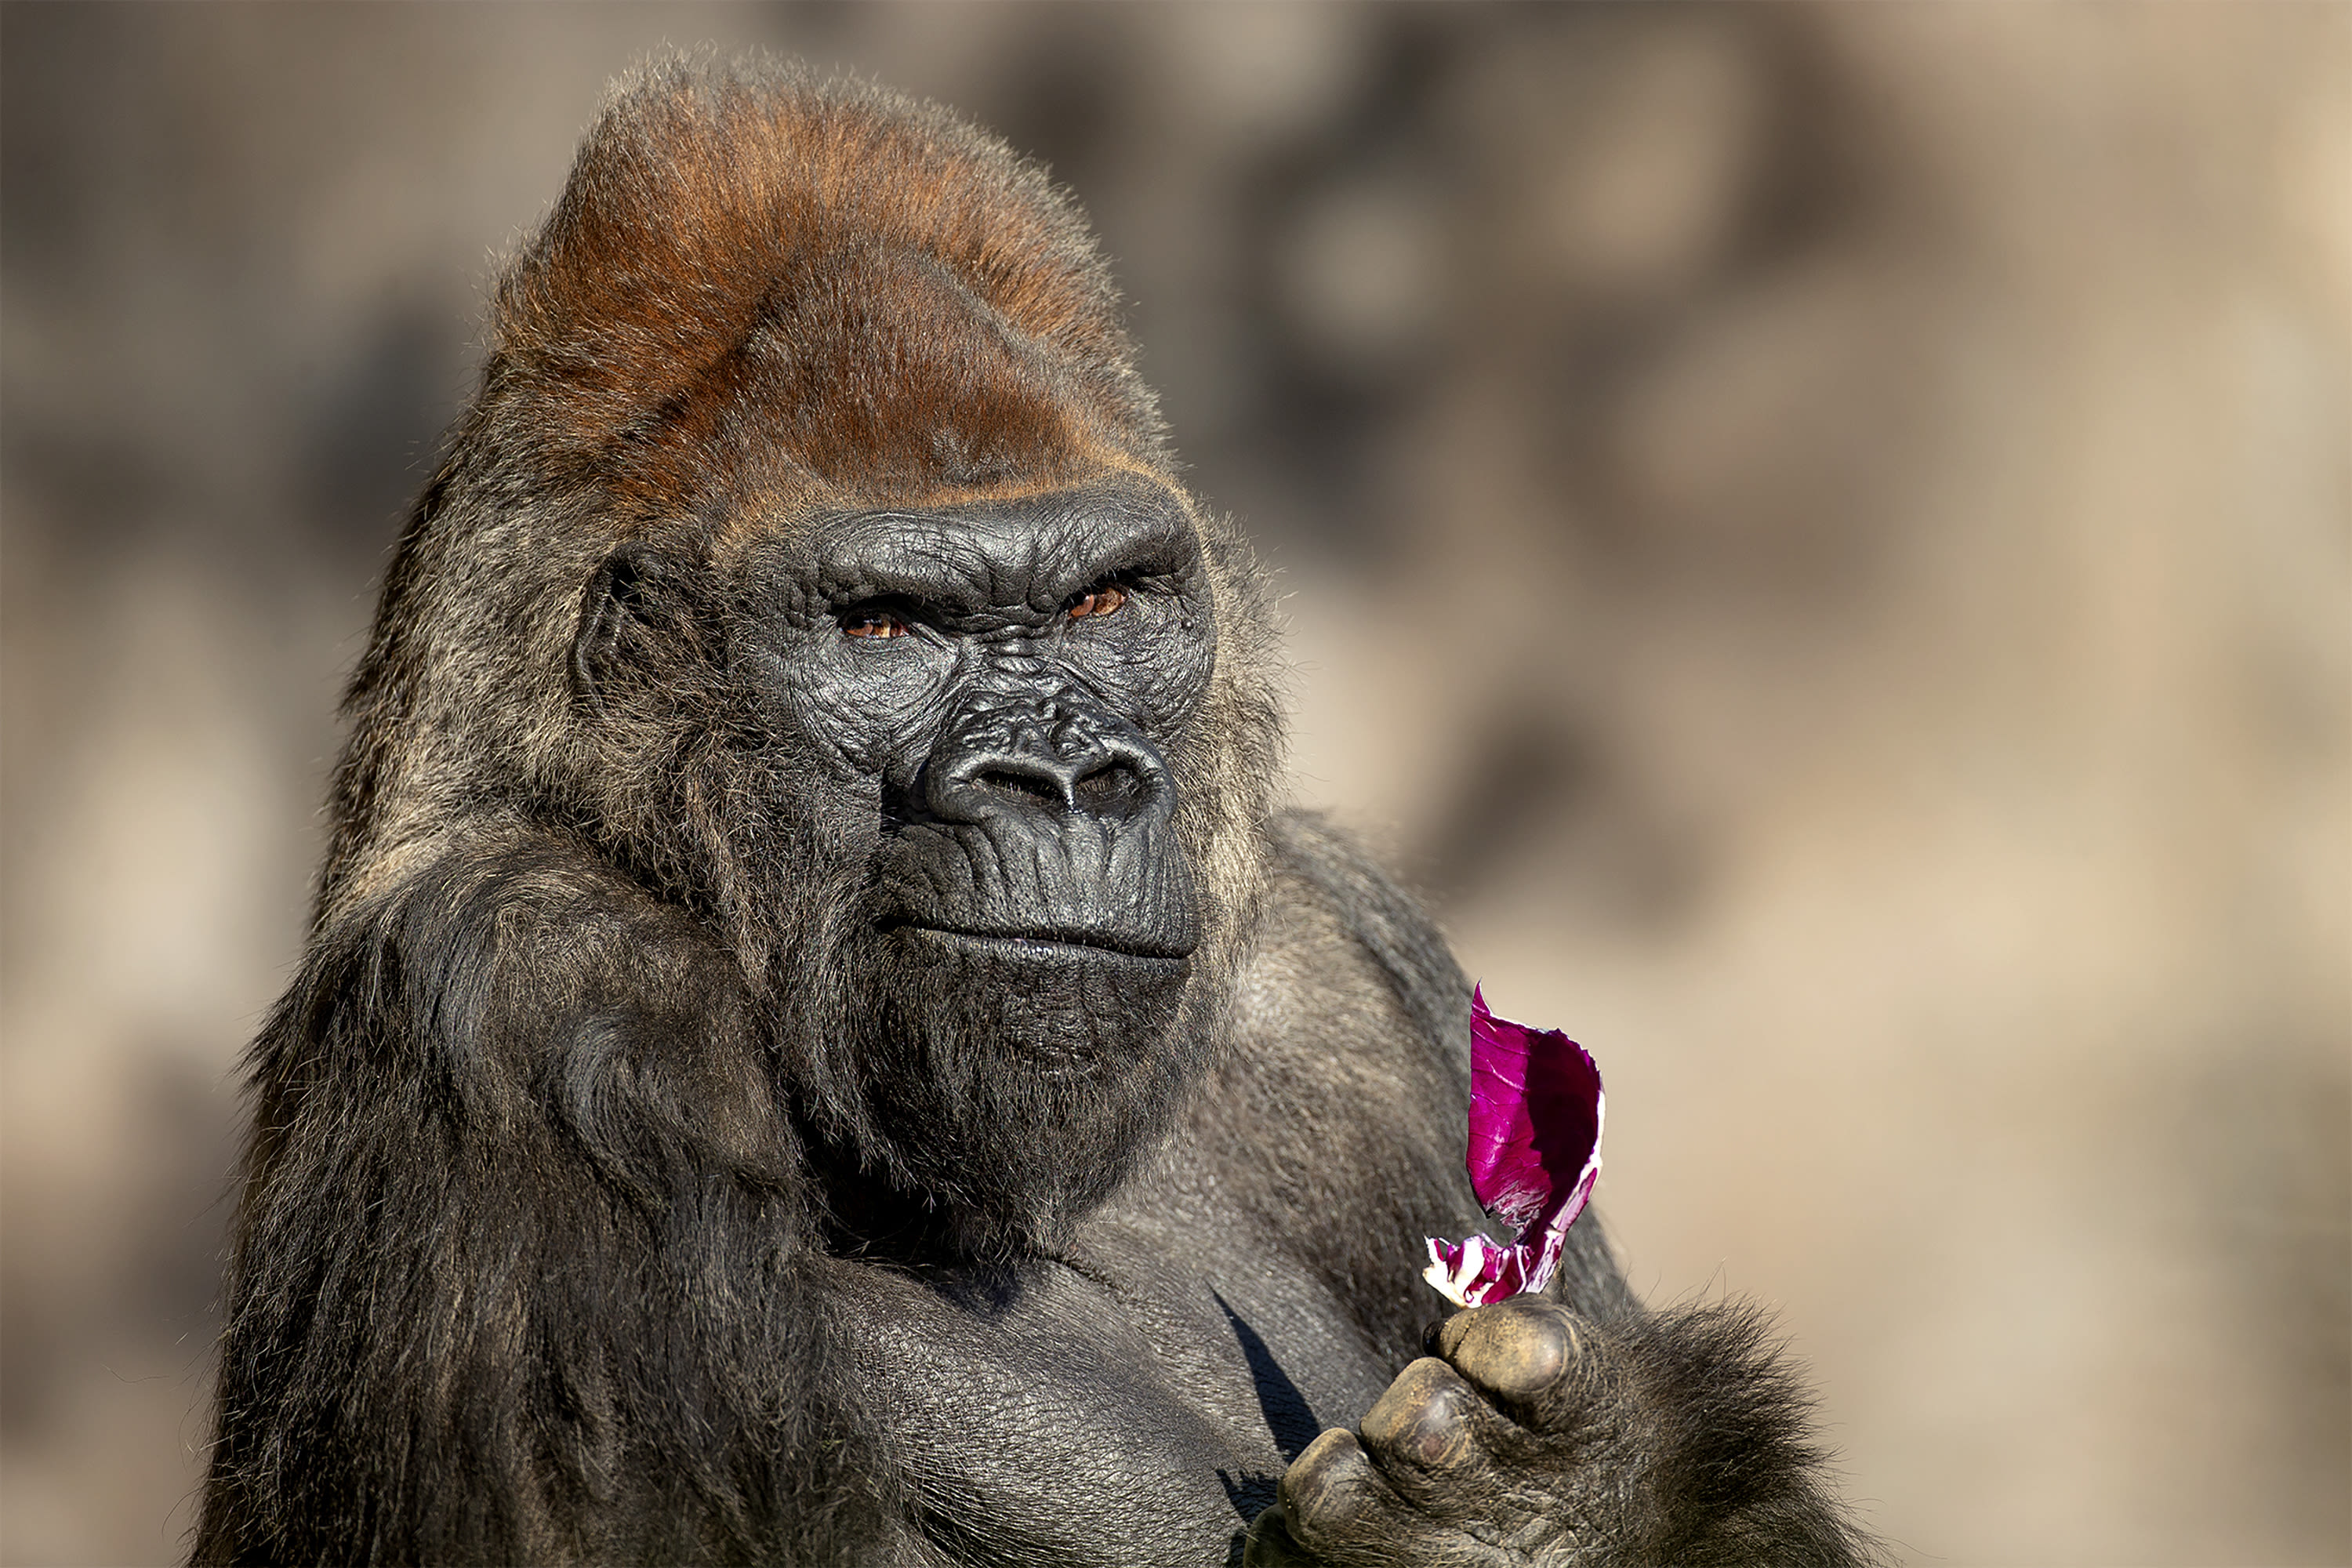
(194, 56, 1874, 1567)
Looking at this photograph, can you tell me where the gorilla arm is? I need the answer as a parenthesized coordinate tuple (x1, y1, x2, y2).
(1227, 818, 1876, 1567)
(192, 831, 913, 1566)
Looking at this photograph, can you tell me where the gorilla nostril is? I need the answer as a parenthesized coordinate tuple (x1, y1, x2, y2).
(1073, 761, 1142, 806)
(973, 764, 1065, 807)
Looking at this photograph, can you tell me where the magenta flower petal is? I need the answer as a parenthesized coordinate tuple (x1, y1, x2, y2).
(1424, 986, 1604, 1307)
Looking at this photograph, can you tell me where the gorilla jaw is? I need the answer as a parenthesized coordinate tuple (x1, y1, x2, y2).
(830, 931, 1203, 1261)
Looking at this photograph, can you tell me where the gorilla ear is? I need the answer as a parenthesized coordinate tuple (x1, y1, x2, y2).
(572, 544, 681, 712)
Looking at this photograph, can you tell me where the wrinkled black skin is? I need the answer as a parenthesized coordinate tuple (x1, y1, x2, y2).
(197, 479, 1875, 1563)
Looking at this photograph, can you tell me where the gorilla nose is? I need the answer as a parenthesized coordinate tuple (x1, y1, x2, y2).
(919, 703, 1174, 828)
(928, 739, 1167, 826)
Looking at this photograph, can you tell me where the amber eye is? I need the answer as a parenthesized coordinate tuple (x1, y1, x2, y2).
(1065, 583, 1127, 620)
(841, 611, 909, 639)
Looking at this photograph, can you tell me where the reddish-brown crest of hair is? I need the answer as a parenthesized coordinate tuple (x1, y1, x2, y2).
(486, 57, 1165, 515)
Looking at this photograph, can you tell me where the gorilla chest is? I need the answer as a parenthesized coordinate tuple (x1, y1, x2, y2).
(850, 1255, 1396, 1565)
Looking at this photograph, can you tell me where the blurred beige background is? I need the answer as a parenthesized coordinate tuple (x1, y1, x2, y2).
(2, 5, 2344, 1563)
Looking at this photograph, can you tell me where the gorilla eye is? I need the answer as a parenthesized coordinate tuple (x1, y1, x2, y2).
(1064, 583, 1127, 620)
(840, 610, 909, 639)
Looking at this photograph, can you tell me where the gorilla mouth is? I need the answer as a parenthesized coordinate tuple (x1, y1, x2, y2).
(886, 921, 1192, 964)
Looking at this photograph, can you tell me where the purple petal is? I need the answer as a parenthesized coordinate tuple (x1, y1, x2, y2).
(1465, 985, 1603, 1230)
(1423, 1232, 1534, 1308)
(1423, 986, 1603, 1305)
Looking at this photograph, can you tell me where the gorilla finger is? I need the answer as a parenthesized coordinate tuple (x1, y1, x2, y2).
(1240, 1507, 1316, 1568)
(1357, 1357, 1479, 1484)
(1436, 1298, 1588, 1421)
(1277, 1428, 1419, 1558)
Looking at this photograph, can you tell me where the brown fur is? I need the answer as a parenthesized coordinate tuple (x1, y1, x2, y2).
(495, 56, 1164, 501)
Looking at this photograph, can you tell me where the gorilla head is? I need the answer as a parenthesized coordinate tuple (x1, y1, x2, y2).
(325, 59, 1283, 1262)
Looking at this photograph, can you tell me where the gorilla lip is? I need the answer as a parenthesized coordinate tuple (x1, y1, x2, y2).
(1424, 987, 1605, 1308)
(892, 922, 1192, 964)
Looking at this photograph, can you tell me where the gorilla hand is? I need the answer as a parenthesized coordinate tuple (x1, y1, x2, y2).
(1244, 1297, 1869, 1567)
(1243, 1298, 1613, 1566)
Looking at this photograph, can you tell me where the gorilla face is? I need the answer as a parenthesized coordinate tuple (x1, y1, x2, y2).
(579, 476, 1222, 1258)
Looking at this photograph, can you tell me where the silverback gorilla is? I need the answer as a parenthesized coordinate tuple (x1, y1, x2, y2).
(195, 57, 1874, 1567)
